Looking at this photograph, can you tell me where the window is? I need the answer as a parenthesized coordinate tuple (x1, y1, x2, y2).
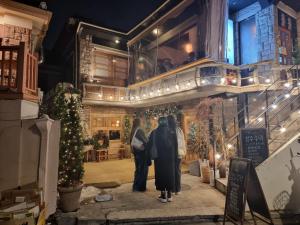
(226, 19, 234, 64)
(239, 16, 258, 65)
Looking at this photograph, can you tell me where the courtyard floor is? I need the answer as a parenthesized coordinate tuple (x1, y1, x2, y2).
(62, 174, 226, 225)
(83, 159, 188, 185)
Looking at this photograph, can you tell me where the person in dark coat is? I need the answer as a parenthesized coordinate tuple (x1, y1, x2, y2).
(130, 118, 150, 192)
(167, 115, 186, 194)
(148, 117, 177, 203)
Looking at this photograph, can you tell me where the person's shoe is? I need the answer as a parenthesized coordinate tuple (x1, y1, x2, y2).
(158, 192, 167, 203)
(167, 191, 173, 202)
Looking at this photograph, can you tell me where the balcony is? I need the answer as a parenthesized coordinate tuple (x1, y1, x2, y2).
(0, 41, 38, 102)
(82, 58, 300, 107)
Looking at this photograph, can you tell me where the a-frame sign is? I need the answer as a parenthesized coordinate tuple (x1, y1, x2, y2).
(223, 158, 273, 225)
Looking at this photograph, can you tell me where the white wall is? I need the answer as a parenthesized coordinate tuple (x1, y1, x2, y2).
(257, 133, 300, 213)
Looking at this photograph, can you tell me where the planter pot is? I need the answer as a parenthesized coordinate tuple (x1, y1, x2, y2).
(188, 160, 200, 177)
(200, 161, 210, 183)
(58, 184, 83, 212)
(219, 163, 227, 178)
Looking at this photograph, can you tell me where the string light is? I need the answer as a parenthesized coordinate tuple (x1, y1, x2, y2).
(284, 82, 290, 88)
(115, 39, 120, 44)
(265, 78, 271, 83)
(272, 104, 277, 109)
(109, 95, 113, 100)
(98, 93, 102, 98)
(215, 153, 221, 160)
(227, 143, 233, 149)
(280, 127, 286, 133)
(187, 81, 191, 86)
(166, 87, 170, 92)
(175, 84, 179, 90)
(257, 117, 263, 122)
(120, 96, 124, 100)
(201, 79, 207, 84)
(285, 93, 290, 98)
(232, 79, 237, 84)
(221, 77, 226, 84)
(248, 77, 254, 82)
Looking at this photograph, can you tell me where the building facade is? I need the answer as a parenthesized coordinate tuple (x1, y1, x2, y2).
(61, 0, 300, 160)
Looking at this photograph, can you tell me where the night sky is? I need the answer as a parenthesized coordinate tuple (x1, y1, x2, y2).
(15, 0, 167, 50)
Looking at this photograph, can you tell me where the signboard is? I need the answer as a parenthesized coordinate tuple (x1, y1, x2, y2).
(240, 128, 269, 167)
(223, 158, 273, 225)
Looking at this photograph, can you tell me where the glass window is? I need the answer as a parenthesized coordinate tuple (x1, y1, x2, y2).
(240, 16, 258, 64)
(226, 19, 234, 64)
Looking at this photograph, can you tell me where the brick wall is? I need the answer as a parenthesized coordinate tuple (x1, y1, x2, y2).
(0, 24, 31, 50)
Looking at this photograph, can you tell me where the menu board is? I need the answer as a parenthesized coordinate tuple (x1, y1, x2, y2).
(240, 128, 269, 167)
(224, 158, 250, 223)
(224, 158, 273, 225)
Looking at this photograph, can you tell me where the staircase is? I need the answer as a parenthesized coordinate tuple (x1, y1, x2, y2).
(217, 64, 300, 212)
(225, 64, 300, 155)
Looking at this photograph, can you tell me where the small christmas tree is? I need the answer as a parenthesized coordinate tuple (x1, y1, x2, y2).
(42, 83, 84, 187)
(123, 115, 131, 144)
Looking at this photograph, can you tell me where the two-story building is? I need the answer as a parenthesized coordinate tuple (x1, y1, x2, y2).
(54, 0, 300, 160)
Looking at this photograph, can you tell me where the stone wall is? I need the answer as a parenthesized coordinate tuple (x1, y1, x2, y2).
(233, 2, 276, 64)
(256, 5, 276, 62)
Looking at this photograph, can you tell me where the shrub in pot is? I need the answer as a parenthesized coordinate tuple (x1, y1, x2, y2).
(41, 83, 84, 212)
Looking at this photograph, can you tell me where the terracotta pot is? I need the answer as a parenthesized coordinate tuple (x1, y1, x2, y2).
(200, 163, 210, 183)
(58, 184, 83, 212)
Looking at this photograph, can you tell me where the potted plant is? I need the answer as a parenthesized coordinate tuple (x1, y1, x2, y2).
(41, 83, 84, 212)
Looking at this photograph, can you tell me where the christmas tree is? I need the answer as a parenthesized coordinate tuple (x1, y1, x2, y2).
(123, 115, 131, 144)
(42, 83, 84, 187)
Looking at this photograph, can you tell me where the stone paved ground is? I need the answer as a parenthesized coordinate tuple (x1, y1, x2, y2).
(75, 174, 225, 225)
(56, 174, 300, 225)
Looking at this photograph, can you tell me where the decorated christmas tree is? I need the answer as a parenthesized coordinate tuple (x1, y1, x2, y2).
(41, 83, 84, 187)
(123, 115, 131, 144)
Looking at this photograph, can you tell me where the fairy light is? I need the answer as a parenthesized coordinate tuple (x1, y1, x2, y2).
(187, 81, 191, 86)
(227, 143, 233, 149)
(175, 84, 179, 90)
(232, 79, 237, 84)
(221, 77, 226, 84)
(98, 93, 102, 98)
(248, 77, 254, 82)
(285, 93, 291, 98)
(109, 95, 113, 100)
(280, 127, 286, 133)
(257, 117, 263, 122)
(215, 153, 221, 160)
(166, 87, 170, 92)
(265, 78, 271, 83)
(272, 104, 277, 109)
(284, 82, 290, 88)
(201, 79, 207, 84)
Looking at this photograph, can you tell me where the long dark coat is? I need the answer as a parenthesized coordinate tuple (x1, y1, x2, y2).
(148, 124, 178, 191)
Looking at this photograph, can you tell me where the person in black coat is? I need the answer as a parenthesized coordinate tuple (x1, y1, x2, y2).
(130, 118, 150, 192)
(148, 117, 177, 203)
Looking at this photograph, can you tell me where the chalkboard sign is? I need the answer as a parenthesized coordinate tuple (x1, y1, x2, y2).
(240, 128, 269, 167)
(223, 158, 250, 224)
(223, 158, 273, 225)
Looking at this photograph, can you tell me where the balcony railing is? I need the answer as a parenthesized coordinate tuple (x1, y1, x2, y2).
(82, 58, 300, 105)
(0, 41, 38, 102)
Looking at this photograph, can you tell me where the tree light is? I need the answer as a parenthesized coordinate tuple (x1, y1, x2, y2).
(227, 143, 233, 149)
(215, 153, 221, 160)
